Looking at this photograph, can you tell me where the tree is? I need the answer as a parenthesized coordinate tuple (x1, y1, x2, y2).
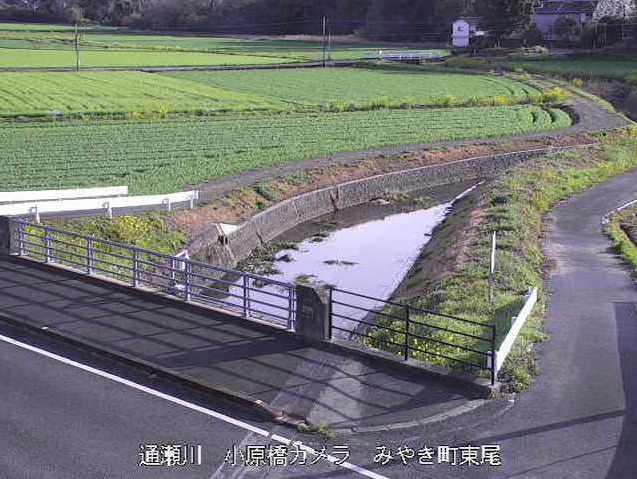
(553, 16, 581, 42)
(471, 0, 534, 40)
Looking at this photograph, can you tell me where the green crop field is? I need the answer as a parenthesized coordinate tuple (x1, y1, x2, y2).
(0, 105, 570, 194)
(0, 68, 543, 118)
(0, 47, 292, 68)
(0, 22, 86, 32)
(0, 71, 281, 116)
(166, 66, 540, 104)
(0, 22, 446, 65)
(507, 58, 637, 80)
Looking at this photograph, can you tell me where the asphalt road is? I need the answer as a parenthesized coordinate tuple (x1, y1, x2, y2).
(0, 322, 380, 479)
(377, 167, 637, 479)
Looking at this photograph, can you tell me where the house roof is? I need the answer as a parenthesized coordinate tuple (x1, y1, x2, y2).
(533, 1, 598, 16)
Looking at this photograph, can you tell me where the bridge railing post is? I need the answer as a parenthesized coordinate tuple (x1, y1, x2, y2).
(295, 285, 330, 342)
(132, 249, 140, 287)
(86, 238, 94, 274)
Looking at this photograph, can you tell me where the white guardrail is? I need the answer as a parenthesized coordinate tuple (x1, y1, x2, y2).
(363, 51, 443, 61)
(0, 186, 128, 204)
(0, 190, 199, 221)
(492, 287, 539, 374)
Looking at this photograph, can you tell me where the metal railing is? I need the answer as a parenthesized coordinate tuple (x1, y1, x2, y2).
(329, 287, 497, 384)
(12, 219, 296, 329)
(8, 218, 501, 384)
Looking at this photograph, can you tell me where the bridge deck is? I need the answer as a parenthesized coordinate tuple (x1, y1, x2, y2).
(0, 255, 474, 429)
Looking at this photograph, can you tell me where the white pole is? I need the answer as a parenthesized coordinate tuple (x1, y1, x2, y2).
(489, 231, 497, 303)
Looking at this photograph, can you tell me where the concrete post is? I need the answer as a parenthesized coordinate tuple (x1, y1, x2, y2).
(0, 216, 16, 256)
(295, 285, 330, 342)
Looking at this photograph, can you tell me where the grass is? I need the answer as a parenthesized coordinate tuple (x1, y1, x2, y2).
(46, 213, 186, 254)
(164, 66, 540, 105)
(606, 203, 637, 273)
(27, 213, 187, 281)
(506, 59, 637, 81)
(0, 105, 570, 194)
(368, 131, 637, 389)
(441, 55, 637, 82)
(0, 71, 281, 117)
(0, 48, 292, 69)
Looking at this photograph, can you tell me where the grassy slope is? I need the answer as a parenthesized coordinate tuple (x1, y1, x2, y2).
(0, 105, 570, 194)
(606, 203, 637, 273)
(507, 59, 637, 80)
(164, 66, 539, 104)
(442, 56, 637, 82)
(404, 133, 637, 388)
(0, 71, 282, 116)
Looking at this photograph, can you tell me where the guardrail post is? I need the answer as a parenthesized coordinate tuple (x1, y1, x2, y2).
(132, 249, 140, 287)
(404, 305, 410, 361)
(86, 238, 94, 274)
(184, 261, 193, 302)
(295, 285, 330, 341)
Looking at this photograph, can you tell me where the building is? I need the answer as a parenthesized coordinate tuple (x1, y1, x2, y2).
(451, 17, 484, 47)
(532, 1, 635, 40)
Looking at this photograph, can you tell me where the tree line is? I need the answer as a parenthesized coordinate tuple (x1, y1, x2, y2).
(0, 0, 534, 40)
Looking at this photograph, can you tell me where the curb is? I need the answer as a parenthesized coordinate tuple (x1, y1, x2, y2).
(332, 399, 487, 435)
(0, 311, 305, 429)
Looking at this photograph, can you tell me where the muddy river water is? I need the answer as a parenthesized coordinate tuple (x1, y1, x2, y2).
(231, 181, 477, 332)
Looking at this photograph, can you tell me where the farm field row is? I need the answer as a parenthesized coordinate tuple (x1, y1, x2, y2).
(0, 68, 542, 117)
(0, 105, 571, 194)
(0, 22, 446, 63)
(0, 71, 281, 116)
(0, 47, 292, 69)
(165, 66, 539, 104)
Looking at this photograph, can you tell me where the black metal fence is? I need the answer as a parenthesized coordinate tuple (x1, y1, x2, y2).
(9, 218, 498, 383)
(13, 219, 296, 329)
(329, 287, 497, 384)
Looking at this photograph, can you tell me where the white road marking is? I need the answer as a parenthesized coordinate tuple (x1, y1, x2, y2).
(0, 333, 389, 479)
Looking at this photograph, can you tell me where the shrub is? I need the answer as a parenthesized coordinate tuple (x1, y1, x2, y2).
(571, 78, 585, 88)
(540, 87, 570, 104)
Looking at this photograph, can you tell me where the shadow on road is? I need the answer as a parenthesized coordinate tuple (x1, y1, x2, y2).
(0, 255, 472, 429)
(606, 302, 637, 478)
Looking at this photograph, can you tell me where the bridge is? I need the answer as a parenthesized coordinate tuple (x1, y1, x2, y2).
(0, 216, 493, 430)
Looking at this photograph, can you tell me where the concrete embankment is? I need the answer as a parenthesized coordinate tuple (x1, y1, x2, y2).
(190, 146, 585, 267)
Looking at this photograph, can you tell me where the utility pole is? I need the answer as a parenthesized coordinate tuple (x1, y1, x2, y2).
(327, 17, 332, 61)
(322, 16, 327, 67)
(74, 22, 80, 72)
